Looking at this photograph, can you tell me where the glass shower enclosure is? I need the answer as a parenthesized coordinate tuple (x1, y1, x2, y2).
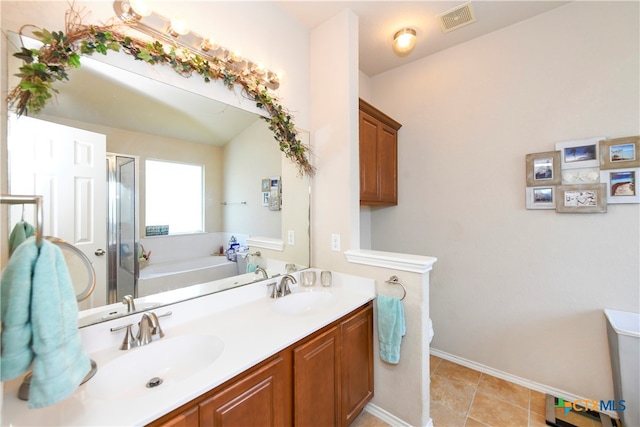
(107, 154, 138, 304)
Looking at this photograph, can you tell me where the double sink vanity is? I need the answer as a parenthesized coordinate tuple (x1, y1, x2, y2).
(1, 270, 376, 426)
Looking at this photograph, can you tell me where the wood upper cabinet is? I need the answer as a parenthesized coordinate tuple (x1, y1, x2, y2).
(359, 99, 402, 206)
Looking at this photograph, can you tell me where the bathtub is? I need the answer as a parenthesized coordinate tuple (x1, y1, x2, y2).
(137, 256, 239, 297)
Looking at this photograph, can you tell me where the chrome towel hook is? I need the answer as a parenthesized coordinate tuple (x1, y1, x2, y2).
(1, 194, 43, 246)
(384, 275, 407, 301)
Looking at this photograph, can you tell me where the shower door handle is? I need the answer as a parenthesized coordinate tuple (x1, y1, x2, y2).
(95, 249, 106, 256)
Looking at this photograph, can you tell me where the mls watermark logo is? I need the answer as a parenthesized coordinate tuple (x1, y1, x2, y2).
(555, 397, 626, 415)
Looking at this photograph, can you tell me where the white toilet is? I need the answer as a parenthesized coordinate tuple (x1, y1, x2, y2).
(604, 309, 640, 427)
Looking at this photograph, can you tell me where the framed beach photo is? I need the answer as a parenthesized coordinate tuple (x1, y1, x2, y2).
(599, 136, 640, 169)
(526, 151, 561, 186)
(600, 168, 639, 204)
(556, 184, 607, 213)
(525, 186, 555, 210)
(555, 137, 604, 170)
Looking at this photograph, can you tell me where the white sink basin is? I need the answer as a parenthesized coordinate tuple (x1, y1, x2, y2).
(272, 291, 333, 316)
(85, 334, 224, 400)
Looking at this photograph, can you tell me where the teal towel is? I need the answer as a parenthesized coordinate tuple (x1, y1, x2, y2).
(246, 263, 259, 273)
(1, 237, 91, 408)
(377, 294, 406, 364)
(8, 220, 36, 256)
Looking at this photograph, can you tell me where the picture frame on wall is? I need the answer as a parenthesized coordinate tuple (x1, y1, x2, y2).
(560, 167, 601, 185)
(599, 136, 640, 169)
(600, 168, 639, 204)
(525, 186, 555, 210)
(526, 151, 561, 186)
(556, 183, 607, 213)
(555, 137, 604, 170)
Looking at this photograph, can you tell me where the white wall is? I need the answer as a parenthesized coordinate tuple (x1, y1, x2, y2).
(367, 1, 639, 401)
(311, 11, 433, 426)
(223, 120, 281, 238)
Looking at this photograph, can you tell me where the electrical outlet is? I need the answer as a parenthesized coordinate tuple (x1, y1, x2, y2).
(331, 234, 341, 251)
(288, 230, 295, 245)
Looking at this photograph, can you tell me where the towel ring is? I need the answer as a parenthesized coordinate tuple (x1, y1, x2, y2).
(46, 237, 96, 302)
(384, 275, 407, 301)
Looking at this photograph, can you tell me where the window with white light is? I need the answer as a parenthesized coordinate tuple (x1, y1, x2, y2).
(145, 159, 204, 234)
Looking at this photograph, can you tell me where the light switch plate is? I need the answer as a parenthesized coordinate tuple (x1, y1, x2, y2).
(288, 230, 295, 245)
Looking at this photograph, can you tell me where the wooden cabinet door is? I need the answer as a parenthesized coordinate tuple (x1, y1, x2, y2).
(293, 326, 340, 427)
(341, 303, 374, 426)
(360, 111, 381, 203)
(359, 99, 401, 206)
(199, 356, 288, 427)
(377, 124, 398, 204)
(155, 405, 199, 427)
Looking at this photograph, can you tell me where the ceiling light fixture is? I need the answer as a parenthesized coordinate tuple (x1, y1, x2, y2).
(112, 0, 280, 89)
(392, 27, 417, 56)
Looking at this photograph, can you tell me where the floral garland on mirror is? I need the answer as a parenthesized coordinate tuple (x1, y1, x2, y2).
(7, 7, 315, 176)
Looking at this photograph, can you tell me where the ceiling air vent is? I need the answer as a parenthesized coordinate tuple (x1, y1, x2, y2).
(438, 2, 477, 33)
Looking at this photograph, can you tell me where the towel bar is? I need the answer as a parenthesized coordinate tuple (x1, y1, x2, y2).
(239, 250, 261, 259)
(1, 194, 43, 246)
(384, 275, 407, 301)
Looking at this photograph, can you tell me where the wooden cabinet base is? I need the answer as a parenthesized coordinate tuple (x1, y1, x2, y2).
(148, 302, 373, 427)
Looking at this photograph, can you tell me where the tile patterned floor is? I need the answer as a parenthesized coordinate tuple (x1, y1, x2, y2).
(351, 355, 548, 427)
(429, 354, 548, 427)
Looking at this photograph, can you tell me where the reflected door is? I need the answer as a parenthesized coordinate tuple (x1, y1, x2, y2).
(8, 114, 107, 309)
(107, 154, 137, 303)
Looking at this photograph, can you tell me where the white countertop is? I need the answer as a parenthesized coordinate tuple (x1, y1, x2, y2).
(1, 270, 375, 426)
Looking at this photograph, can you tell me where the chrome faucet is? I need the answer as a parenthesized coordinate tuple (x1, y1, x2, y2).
(111, 311, 171, 350)
(278, 274, 296, 297)
(122, 295, 136, 313)
(137, 312, 161, 346)
(254, 267, 268, 280)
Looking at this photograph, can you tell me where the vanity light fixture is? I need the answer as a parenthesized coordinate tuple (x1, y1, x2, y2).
(168, 17, 189, 37)
(128, 0, 152, 19)
(392, 27, 417, 56)
(113, 0, 280, 89)
(200, 36, 218, 52)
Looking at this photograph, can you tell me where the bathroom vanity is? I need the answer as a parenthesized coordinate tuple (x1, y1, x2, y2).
(150, 301, 373, 427)
(1, 271, 376, 426)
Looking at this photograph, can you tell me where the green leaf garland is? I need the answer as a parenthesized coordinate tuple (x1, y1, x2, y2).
(7, 7, 314, 176)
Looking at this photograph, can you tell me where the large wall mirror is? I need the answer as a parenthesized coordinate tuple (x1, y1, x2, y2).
(4, 31, 310, 327)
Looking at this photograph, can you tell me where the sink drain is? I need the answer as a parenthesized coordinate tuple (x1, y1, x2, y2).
(146, 377, 163, 388)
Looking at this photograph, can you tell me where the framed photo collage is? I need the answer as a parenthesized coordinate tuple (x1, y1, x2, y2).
(525, 136, 640, 213)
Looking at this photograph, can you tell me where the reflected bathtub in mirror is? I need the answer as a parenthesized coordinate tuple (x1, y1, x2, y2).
(138, 256, 238, 297)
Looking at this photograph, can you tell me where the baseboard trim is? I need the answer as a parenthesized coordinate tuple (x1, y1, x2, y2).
(429, 348, 619, 419)
(364, 402, 433, 427)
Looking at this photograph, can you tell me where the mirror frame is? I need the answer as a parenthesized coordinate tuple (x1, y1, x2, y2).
(8, 4, 314, 176)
